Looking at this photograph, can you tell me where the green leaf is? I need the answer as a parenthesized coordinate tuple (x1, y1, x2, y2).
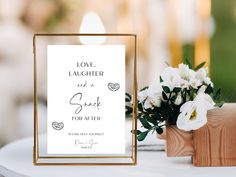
(155, 113, 162, 121)
(125, 106, 133, 116)
(173, 87, 181, 93)
(137, 131, 149, 141)
(140, 86, 149, 91)
(213, 88, 221, 100)
(138, 102, 143, 111)
(156, 127, 163, 134)
(162, 92, 168, 100)
(194, 61, 206, 71)
(184, 58, 193, 69)
(139, 117, 152, 129)
(125, 93, 132, 102)
(205, 84, 213, 94)
(160, 76, 163, 83)
(145, 115, 157, 125)
(125, 98, 130, 102)
(131, 130, 142, 135)
(215, 101, 224, 108)
(189, 89, 195, 99)
(162, 86, 171, 93)
(171, 95, 177, 102)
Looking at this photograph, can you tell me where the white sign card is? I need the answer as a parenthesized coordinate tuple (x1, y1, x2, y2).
(47, 45, 126, 154)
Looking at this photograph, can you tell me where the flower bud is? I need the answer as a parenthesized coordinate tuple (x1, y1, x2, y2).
(174, 94, 182, 105)
(197, 85, 207, 94)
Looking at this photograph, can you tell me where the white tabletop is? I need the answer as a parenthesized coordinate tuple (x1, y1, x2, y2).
(0, 137, 236, 177)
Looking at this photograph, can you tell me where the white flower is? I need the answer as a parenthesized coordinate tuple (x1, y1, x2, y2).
(179, 64, 189, 79)
(143, 97, 153, 109)
(179, 79, 189, 89)
(148, 80, 163, 95)
(204, 77, 214, 87)
(178, 64, 195, 81)
(189, 78, 202, 89)
(176, 101, 207, 131)
(197, 85, 207, 94)
(161, 67, 181, 90)
(153, 96, 162, 107)
(148, 82, 163, 108)
(138, 88, 148, 103)
(196, 92, 215, 109)
(144, 94, 162, 109)
(196, 67, 208, 77)
(139, 81, 163, 109)
(174, 94, 183, 105)
(195, 67, 214, 87)
(195, 68, 208, 82)
(176, 92, 215, 131)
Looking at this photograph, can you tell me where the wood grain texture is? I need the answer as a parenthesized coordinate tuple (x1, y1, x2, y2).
(193, 103, 236, 166)
(166, 126, 194, 157)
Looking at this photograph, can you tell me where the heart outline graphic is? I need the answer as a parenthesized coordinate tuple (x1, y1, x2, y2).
(108, 82, 120, 92)
(52, 121, 64, 131)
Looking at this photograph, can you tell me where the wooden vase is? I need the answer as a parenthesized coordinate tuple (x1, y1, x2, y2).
(166, 103, 236, 166)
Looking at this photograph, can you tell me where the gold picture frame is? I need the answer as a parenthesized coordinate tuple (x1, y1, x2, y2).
(33, 33, 138, 165)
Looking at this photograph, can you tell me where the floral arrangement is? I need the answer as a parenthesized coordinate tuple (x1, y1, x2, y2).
(126, 60, 224, 141)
